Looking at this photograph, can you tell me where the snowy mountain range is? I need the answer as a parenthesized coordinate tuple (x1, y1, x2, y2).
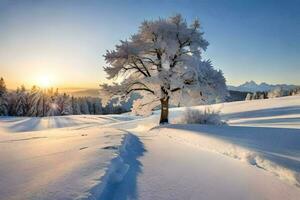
(228, 81, 299, 92)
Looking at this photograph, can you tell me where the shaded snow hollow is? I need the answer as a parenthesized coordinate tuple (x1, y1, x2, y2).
(0, 96, 300, 199)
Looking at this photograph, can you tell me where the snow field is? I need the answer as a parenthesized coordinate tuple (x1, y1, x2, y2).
(132, 130, 300, 200)
(157, 125, 300, 186)
(0, 118, 128, 200)
(0, 95, 299, 199)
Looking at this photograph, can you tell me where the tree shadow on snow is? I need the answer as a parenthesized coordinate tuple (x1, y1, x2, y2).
(230, 117, 300, 126)
(7, 117, 41, 132)
(222, 106, 300, 120)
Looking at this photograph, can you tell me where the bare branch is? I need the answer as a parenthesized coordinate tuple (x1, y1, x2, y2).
(131, 59, 149, 77)
(126, 88, 155, 95)
(171, 87, 181, 92)
(136, 57, 151, 77)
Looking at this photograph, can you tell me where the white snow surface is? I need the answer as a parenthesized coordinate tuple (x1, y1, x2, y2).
(0, 96, 300, 199)
(0, 115, 136, 200)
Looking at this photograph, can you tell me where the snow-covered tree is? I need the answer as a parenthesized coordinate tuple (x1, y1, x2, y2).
(268, 87, 286, 98)
(87, 98, 102, 114)
(15, 85, 28, 116)
(93, 99, 102, 114)
(55, 93, 72, 115)
(0, 77, 8, 116)
(80, 98, 90, 114)
(291, 87, 300, 96)
(71, 96, 81, 115)
(99, 14, 227, 124)
(7, 91, 18, 116)
(258, 92, 266, 99)
(245, 93, 252, 100)
(27, 86, 45, 117)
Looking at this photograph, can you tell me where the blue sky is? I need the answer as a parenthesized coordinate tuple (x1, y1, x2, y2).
(0, 0, 299, 88)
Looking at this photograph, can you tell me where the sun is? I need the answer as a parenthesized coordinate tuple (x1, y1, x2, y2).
(37, 75, 52, 88)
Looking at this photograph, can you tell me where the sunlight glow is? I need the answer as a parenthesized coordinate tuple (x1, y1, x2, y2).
(37, 75, 52, 88)
(50, 103, 58, 110)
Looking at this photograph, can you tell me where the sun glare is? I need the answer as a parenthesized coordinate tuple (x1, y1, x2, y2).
(37, 75, 52, 88)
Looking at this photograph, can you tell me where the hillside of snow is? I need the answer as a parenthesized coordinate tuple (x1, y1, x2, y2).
(0, 96, 299, 199)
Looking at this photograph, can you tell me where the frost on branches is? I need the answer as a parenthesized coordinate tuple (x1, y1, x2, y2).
(100, 14, 227, 124)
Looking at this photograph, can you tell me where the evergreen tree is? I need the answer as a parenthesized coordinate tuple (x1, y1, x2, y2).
(93, 98, 102, 114)
(80, 98, 90, 114)
(28, 86, 44, 117)
(71, 96, 81, 115)
(15, 85, 28, 116)
(245, 93, 252, 100)
(0, 77, 9, 116)
(56, 93, 72, 115)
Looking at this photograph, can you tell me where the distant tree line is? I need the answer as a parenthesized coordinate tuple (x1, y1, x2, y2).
(245, 86, 300, 101)
(0, 77, 128, 117)
(226, 90, 249, 102)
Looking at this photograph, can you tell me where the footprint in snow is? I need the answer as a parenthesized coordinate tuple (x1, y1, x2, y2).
(102, 145, 118, 150)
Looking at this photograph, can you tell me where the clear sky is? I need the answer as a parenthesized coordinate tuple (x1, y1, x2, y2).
(0, 0, 299, 89)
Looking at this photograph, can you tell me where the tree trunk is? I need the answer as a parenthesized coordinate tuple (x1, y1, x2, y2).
(159, 97, 169, 124)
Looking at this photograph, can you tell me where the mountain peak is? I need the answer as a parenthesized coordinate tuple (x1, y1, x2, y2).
(248, 80, 256, 84)
(228, 81, 298, 92)
(241, 80, 258, 87)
